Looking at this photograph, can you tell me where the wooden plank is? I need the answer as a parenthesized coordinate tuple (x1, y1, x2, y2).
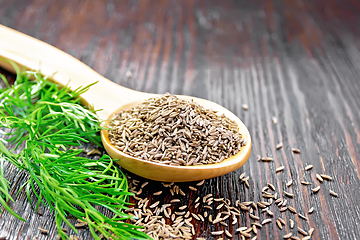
(1, 0, 360, 239)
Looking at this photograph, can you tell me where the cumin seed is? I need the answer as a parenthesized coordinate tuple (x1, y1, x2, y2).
(316, 174, 323, 182)
(267, 183, 276, 191)
(308, 228, 314, 236)
(189, 186, 197, 191)
(330, 190, 338, 197)
(283, 233, 292, 239)
(261, 157, 273, 162)
(305, 165, 313, 171)
(38, 228, 48, 234)
(311, 186, 320, 193)
(308, 207, 314, 214)
(261, 218, 272, 225)
(298, 227, 308, 235)
(284, 191, 294, 198)
(211, 230, 224, 236)
(276, 166, 285, 173)
(292, 148, 300, 154)
(290, 219, 294, 228)
(286, 179, 293, 187)
(320, 174, 333, 180)
(196, 180, 205, 186)
(288, 206, 297, 214)
(272, 117, 278, 124)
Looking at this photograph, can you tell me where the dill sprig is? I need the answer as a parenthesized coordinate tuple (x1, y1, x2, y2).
(0, 69, 150, 240)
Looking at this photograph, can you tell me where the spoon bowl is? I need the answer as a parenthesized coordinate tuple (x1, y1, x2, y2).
(0, 25, 251, 182)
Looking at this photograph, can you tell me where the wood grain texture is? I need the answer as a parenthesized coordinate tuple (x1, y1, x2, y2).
(1, 0, 360, 239)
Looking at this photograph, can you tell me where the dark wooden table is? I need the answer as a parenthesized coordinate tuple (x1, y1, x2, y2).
(1, 0, 360, 239)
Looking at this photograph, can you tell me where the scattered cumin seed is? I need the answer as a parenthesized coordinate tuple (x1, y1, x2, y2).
(38, 228, 48, 234)
(308, 207, 314, 214)
(266, 209, 274, 216)
(286, 179, 293, 187)
(240, 231, 252, 238)
(330, 190, 338, 197)
(276, 142, 283, 149)
(211, 230, 224, 236)
(179, 188, 186, 196)
(225, 230, 232, 238)
(216, 203, 224, 210)
(303, 237, 311, 240)
(149, 201, 160, 208)
(170, 199, 180, 203)
(191, 213, 200, 221)
(283, 233, 292, 239)
(267, 183, 276, 191)
(320, 174, 332, 180)
(140, 181, 149, 189)
(252, 225, 257, 234)
(86, 148, 102, 155)
(280, 206, 288, 212)
(290, 219, 294, 228)
(298, 227, 308, 235)
(292, 148, 300, 153)
(272, 117, 278, 124)
(311, 186, 320, 193)
(298, 213, 308, 221)
(284, 191, 294, 198)
(189, 186, 197, 191)
(305, 165, 313, 171)
(249, 213, 260, 220)
(278, 217, 286, 225)
(75, 221, 88, 228)
(301, 181, 311, 185)
(288, 206, 297, 214)
(308, 228, 314, 236)
(239, 172, 246, 179)
(262, 219, 272, 225)
(236, 227, 247, 232)
(252, 222, 262, 228)
(316, 174, 323, 182)
(196, 180, 205, 186)
(261, 157, 273, 162)
(276, 219, 283, 229)
(290, 237, 301, 240)
(153, 191, 162, 195)
(276, 166, 285, 173)
(178, 205, 187, 210)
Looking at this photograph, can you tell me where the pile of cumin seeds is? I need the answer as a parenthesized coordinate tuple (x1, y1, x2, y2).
(125, 175, 317, 240)
(108, 94, 245, 166)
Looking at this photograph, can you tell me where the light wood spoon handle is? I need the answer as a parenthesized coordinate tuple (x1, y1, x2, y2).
(0, 24, 146, 120)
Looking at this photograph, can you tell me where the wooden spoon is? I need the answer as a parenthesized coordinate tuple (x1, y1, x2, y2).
(0, 25, 251, 182)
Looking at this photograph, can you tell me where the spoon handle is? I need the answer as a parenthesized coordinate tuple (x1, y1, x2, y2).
(0, 24, 143, 120)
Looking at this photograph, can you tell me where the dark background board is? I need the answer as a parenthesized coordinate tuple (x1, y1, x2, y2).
(1, 0, 360, 239)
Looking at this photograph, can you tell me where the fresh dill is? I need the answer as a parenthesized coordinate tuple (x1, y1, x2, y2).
(0, 68, 150, 240)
